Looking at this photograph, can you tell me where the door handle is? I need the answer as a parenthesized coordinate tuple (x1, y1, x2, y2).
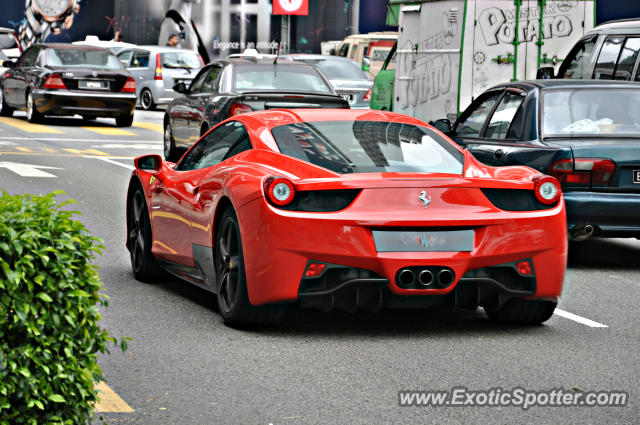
(494, 149, 505, 159)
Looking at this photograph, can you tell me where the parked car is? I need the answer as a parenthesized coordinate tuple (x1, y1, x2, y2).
(72, 35, 136, 54)
(0, 27, 22, 75)
(162, 58, 349, 161)
(117, 46, 204, 110)
(127, 109, 567, 327)
(288, 54, 372, 108)
(433, 80, 640, 241)
(545, 19, 640, 80)
(0, 43, 136, 126)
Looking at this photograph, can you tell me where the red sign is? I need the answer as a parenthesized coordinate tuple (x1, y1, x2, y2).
(273, 0, 309, 15)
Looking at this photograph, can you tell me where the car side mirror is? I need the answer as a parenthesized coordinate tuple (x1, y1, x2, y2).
(430, 118, 452, 134)
(173, 82, 188, 94)
(2, 60, 16, 68)
(362, 56, 371, 72)
(536, 66, 555, 79)
(134, 154, 163, 173)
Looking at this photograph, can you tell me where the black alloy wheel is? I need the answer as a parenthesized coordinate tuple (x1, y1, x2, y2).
(164, 122, 179, 161)
(140, 88, 155, 110)
(128, 188, 162, 281)
(26, 90, 42, 123)
(0, 86, 14, 117)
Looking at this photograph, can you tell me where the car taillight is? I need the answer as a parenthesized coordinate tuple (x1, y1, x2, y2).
(198, 54, 205, 67)
(154, 53, 162, 80)
(121, 76, 136, 93)
(550, 158, 616, 186)
(533, 175, 561, 205)
(13, 32, 22, 53)
(264, 176, 296, 206)
(363, 88, 372, 101)
(43, 73, 66, 89)
(229, 102, 252, 117)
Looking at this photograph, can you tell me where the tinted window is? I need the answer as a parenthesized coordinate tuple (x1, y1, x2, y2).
(200, 66, 222, 93)
(484, 91, 525, 139)
(18, 47, 39, 67)
(233, 64, 331, 93)
(560, 38, 595, 79)
(593, 37, 624, 80)
(189, 67, 210, 93)
(177, 121, 250, 170)
(271, 121, 464, 174)
(613, 38, 640, 80)
(46, 48, 123, 70)
(130, 51, 149, 68)
(455, 93, 501, 137)
(338, 43, 349, 57)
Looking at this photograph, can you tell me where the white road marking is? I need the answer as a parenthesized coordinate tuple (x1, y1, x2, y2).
(90, 156, 135, 170)
(92, 143, 161, 150)
(0, 141, 17, 146)
(0, 136, 161, 143)
(554, 308, 608, 328)
(0, 161, 61, 178)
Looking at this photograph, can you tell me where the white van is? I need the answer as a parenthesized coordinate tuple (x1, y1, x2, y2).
(392, 0, 595, 122)
(335, 32, 397, 76)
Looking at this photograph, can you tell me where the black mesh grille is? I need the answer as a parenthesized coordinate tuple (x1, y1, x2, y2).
(278, 189, 360, 212)
(481, 189, 555, 211)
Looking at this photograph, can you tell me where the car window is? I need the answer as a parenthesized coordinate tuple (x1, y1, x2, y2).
(350, 45, 358, 59)
(189, 66, 210, 93)
(177, 121, 250, 171)
(454, 93, 501, 137)
(613, 37, 640, 80)
(233, 64, 331, 93)
(300, 58, 368, 80)
(201, 66, 222, 93)
(118, 51, 132, 67)
(18, 47, 39, 67)
(131, 51, 150, 68)
(593, 36, 624, 80)
(484, 91, 525, 139)
(338, 43, 349, 57)
(559, 37, 596, 79)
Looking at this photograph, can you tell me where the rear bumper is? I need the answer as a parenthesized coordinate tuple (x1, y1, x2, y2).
(151, 79, 186, 105)
(236, 195, 567, 307)
(564, 191, 640, 237)
(33, 89, 136, 117)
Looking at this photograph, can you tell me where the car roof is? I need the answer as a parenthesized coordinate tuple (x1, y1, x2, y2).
(211, 58, 318, 68)
(289, 54, 356, 62)
(36, 43, 110, 51)
(488, 79, 640, 92)
(586, 19, 640, 36)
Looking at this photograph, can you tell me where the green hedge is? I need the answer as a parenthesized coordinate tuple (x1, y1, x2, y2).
(0, 190, 125, 425)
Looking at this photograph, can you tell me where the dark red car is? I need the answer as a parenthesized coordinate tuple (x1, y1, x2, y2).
(127, 109, 567, 327)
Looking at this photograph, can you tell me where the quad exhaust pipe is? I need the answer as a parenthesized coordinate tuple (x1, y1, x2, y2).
(397, 267, 455, 288)
(570, 224, 594, 241)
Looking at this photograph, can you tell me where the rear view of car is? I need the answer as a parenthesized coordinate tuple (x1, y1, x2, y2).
(117, 46, 203, 110)
(0, 44, 136, 126)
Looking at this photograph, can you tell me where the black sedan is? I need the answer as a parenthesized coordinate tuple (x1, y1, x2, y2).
(163, 58, 349, 161)
(0, 43, 136, 126)
(434, 80, 640, 240)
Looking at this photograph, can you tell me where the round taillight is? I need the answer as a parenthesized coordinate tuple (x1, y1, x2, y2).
(534, 176, 561, 205)
(265, 177, 295, 206)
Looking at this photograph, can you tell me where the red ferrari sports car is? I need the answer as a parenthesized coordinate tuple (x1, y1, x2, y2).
(126, 109, 567, 326)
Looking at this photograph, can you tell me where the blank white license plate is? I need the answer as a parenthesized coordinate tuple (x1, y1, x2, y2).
(79, 80, 108, 90)
(340, 94, 354, 102)
(633, 170, 640, 184)
(372, 230, 474, 252)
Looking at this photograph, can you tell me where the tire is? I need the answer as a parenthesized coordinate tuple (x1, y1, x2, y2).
(0, 86, 14, 117)
(215, 208, 285, 327)
(26, 90, 43, 123)
(485, 298, 557, 325)
(164, 121, 180, 162)
(140, 88, 155, 110)
(128, 187, 164, 282)
(82, 115, 97, 121)
(116, 113, 134, 127)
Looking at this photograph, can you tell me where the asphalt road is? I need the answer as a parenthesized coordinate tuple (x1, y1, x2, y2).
(1, 110, 638, 424)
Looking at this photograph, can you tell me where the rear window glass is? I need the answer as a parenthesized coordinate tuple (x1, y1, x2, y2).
(271, 120, 464, 174)
(233, 64, 331, 93)
(298, 58, 368, 80)
(0, 32, 17, 49)
(161, 51, 201, 69)
(46, 48, 123, 70)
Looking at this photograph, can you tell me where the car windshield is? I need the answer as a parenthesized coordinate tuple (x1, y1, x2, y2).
(543, 89, 640, 136)
(299, 58, 368, 80)
(46, 48, 123, 70)
(271, 120, 464, 174)
(233, 64, 332, 93)
(161, 51, 201, 69)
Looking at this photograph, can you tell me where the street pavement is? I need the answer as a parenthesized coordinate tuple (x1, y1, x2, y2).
(0, 110, 638, 424)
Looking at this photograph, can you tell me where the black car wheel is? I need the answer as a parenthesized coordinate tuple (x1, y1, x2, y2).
(215, 208, 284, 326)
(26, 90, 42, 123)
(140, 88, 155, 110)
(164, 122, 180, 162)
(128, 187, 163, 282)
(0, 86, 14, 117)
(115, 113, 134, 127)
(486, 299, 557, 325)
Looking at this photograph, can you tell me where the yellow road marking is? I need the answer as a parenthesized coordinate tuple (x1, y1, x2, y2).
(0, 117, 63, 133)
(133, 121, 164, 133)
(82, 126, 136, 136)
(63, 148, 109, 156)
(94, 381, 134, 413)
(16, 147, 33, 152)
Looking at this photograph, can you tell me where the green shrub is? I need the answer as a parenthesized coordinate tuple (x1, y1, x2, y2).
(0, 190, 124, 425)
